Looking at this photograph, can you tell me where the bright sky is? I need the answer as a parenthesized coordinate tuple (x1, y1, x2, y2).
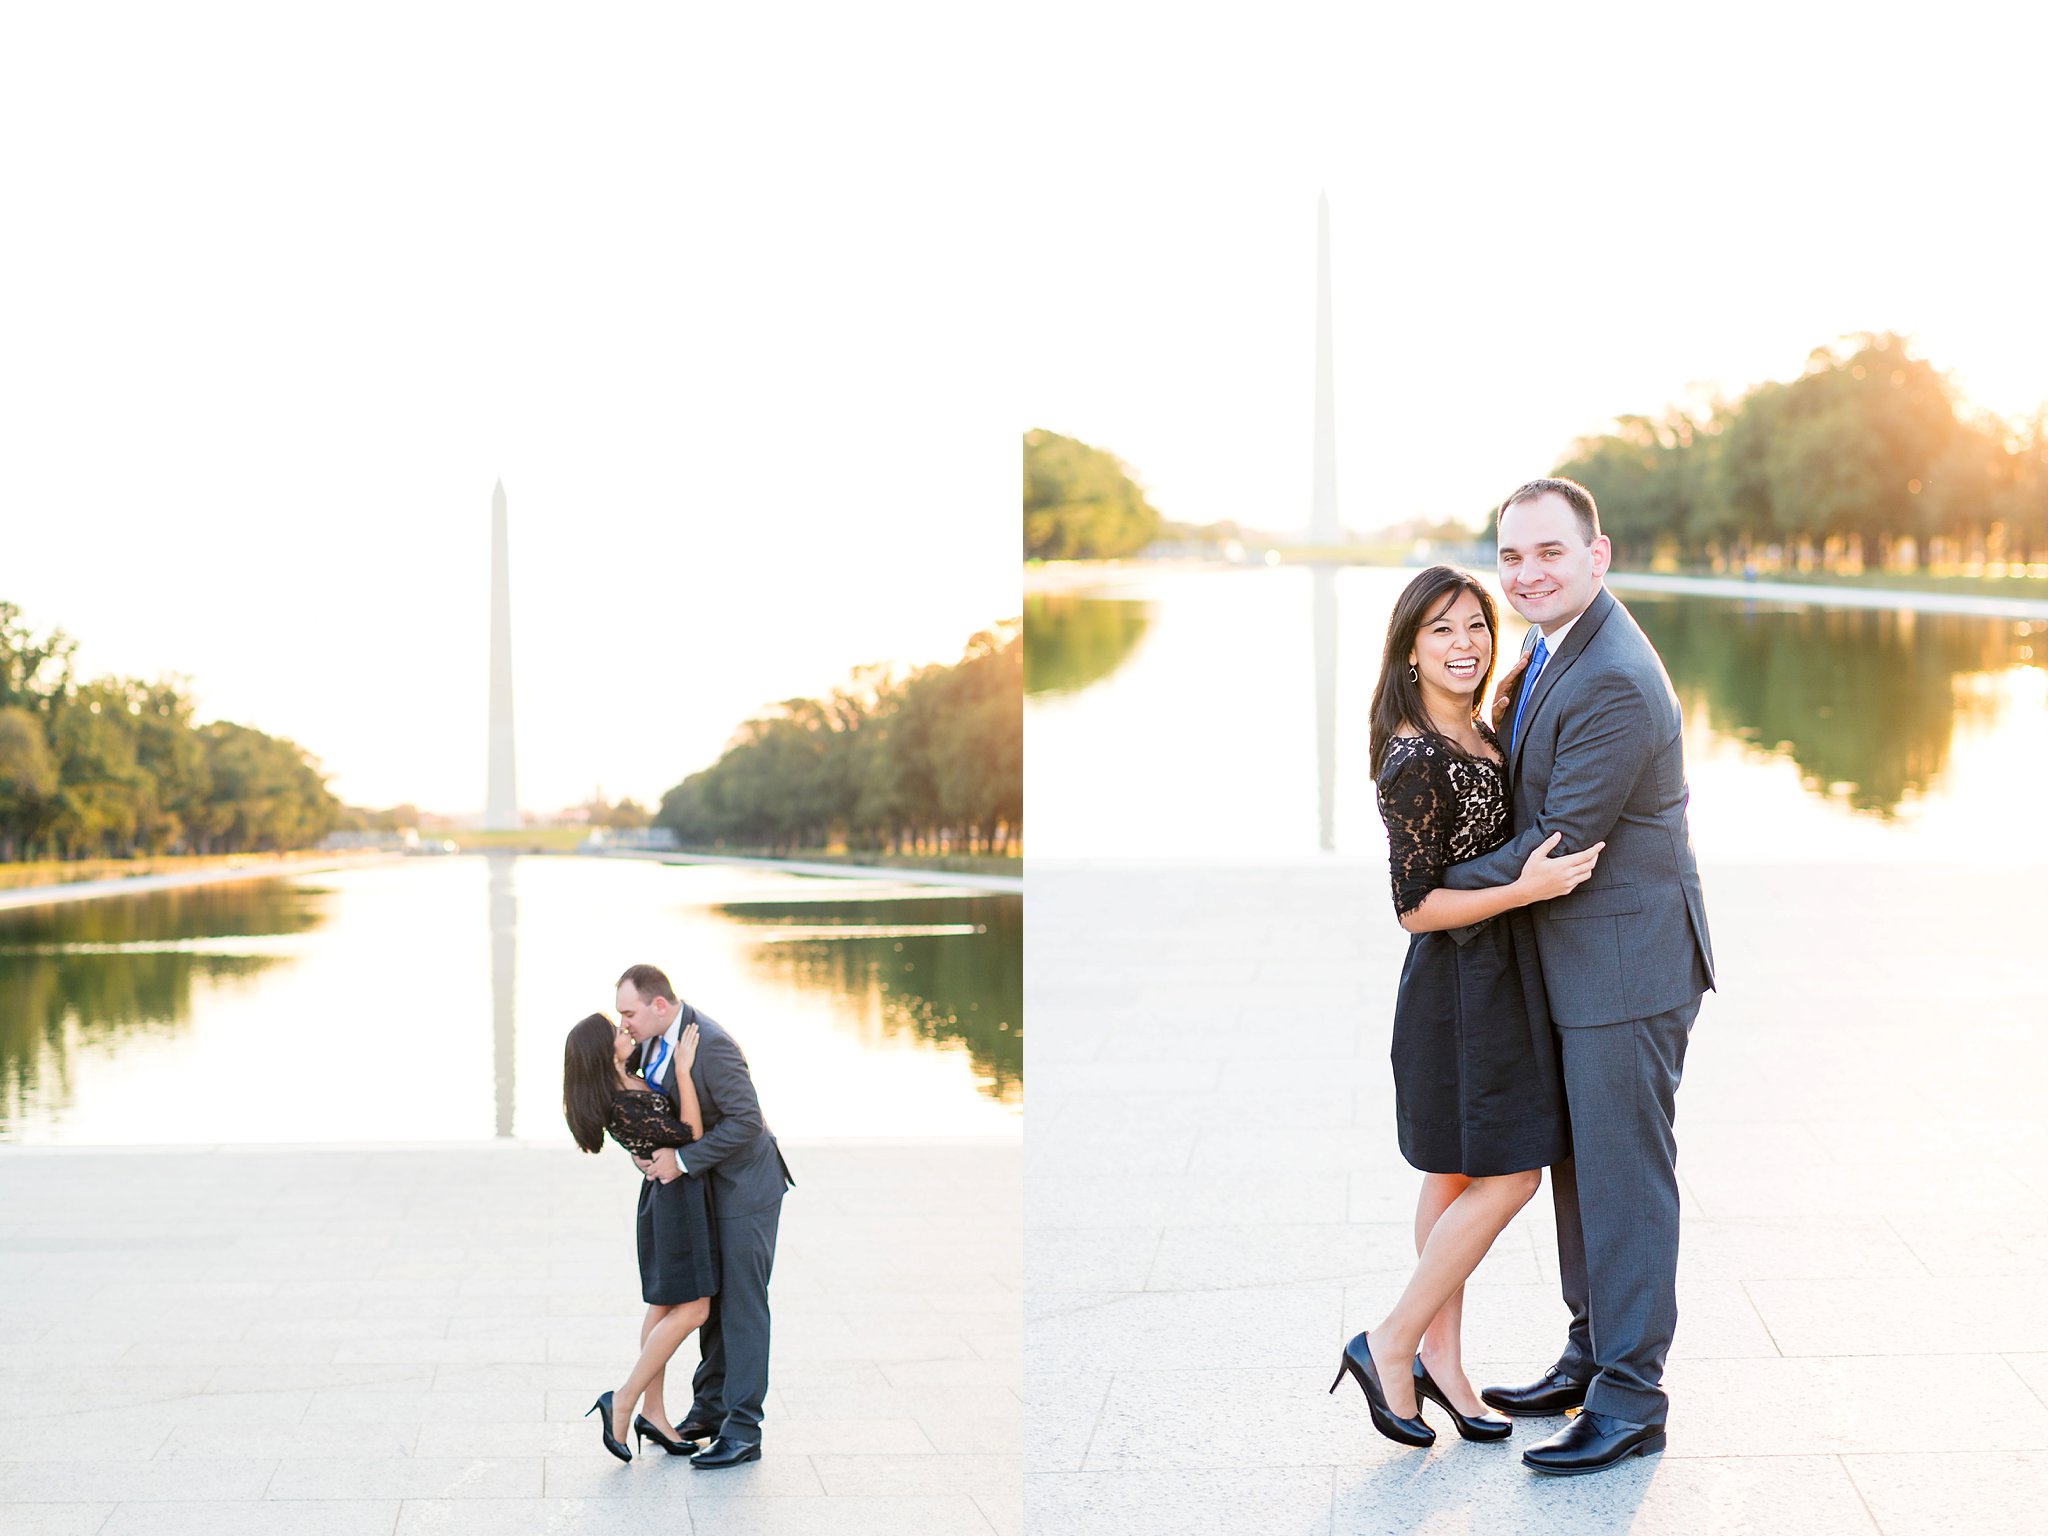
(1013, 3, 2048, 540)
(11, 5, 2040, 814)
(3, 5, 1013, 814)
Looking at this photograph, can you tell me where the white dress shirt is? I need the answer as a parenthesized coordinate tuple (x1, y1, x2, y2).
(650, 1007, 692, 1173)
(1537, 601, 1588, 652)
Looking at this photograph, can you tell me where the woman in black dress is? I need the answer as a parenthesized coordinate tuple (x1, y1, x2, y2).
(1331, 566, 1603, 1449)
(563, 1012, 719, 1461)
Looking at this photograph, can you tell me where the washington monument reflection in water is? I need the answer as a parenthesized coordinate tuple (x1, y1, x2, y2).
(490, 856, 516, 1138)
(1310, 197, 1339, 853)
(487, 482, 520, 1137)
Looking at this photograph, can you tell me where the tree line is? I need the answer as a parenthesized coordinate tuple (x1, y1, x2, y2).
(0, 601, 341, 861)
(1024, 429, 1162, 560)
(1547, 333, 2048, 571)
(657, 622, 1022, 857)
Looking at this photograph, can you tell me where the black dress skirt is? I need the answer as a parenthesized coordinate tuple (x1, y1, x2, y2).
(1376, 728, 1570, 1177)
(605, 1090, 720, 1305)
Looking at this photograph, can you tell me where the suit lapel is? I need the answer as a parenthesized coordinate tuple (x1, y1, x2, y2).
(1508, 587, 1616, 782)
(650, 1003, 689, 1101)
(672, 1003, 700, 1106)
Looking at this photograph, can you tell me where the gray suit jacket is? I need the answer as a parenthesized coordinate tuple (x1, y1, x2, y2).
(1445, 587, 1715, 1027)
(647, 1005, 793, 1217)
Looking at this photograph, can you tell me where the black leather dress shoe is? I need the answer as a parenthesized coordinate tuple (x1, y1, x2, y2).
(1480, 1368, 1589, 1417)
(1521, 1410, 1666, 1475)
(691, 1437, 763, 1469)
(674, 1420, 720, 1443)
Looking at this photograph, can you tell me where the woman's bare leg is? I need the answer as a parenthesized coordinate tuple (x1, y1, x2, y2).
(614, 1306, 671, 1441)
(616, 1298, 711, 1439)
(637, 1305, 672, 1433)
(1368, 1170, 1542, 1416)
(1410, 1173, 1490, 1413)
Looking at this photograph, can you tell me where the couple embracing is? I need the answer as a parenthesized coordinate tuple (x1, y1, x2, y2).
(562, 964, 794, 1467)
(1332, 478, 1716, 1477)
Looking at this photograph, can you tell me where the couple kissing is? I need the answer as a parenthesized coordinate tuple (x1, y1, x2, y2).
(562, 964, 795, 1468)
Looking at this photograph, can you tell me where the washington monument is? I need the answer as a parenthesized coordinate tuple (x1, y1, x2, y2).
(1310, 191, 1338, 545)
(485, 479, 519, 830)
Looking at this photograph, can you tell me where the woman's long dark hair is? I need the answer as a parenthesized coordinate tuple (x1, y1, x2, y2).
(563, 1012, 621, 1154)
(1368, 565, 1500, 775)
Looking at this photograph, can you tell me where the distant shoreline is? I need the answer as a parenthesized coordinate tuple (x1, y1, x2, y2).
(587, 847, 1023, 894)
(0, 847, 1019, 912)
(1025, 558, 2048, 620)
(0, 852, 403, 913)
(1602, 570, 2048, 621)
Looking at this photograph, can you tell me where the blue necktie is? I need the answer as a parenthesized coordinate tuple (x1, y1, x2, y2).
(1510, 634, 1550, 753)
(646, 1037, 669, 1093)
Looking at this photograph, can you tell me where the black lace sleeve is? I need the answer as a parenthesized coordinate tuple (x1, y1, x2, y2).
(1376, 738, 1448, 919)
(604, 1091, 699, 1158)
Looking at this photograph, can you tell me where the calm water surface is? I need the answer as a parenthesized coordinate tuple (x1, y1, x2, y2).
(0, 857, 1020, 1144)
(1027, 565, 2048, 862)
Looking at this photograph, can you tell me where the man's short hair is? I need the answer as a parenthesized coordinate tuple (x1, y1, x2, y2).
(1499, 477, 1600, 545)
(616, 963, 677, 1003)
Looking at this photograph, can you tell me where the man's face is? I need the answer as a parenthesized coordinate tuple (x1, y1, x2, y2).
(615, 981, 672, 1043)
(1497, 492, 1610, 632)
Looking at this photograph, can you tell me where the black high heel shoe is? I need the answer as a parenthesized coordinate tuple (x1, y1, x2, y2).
(634, 1414, 698, 1456)
(585, 1391, 632, 1462)
(1413, 1357, 1512, 1442)
(1328, 1331, 1435, 1447)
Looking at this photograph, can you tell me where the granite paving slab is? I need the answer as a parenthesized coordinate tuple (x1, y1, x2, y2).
(0, 1140, 1017, 1536)
(1026, 858, 2048, 1535)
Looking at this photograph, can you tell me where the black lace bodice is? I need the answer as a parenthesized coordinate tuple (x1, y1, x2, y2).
(1376, 725, 1510, 919)
(604, 1089, 698, 1159)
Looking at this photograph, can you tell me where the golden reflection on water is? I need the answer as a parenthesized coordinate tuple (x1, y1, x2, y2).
(733, 895, 1021, 1109)
(1025, 564, 2047, 863)
(0, 857, 1021, 1145)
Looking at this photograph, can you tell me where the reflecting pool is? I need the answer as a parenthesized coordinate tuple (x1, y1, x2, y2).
(1026, 565, 2048, 863)
(0, 857, 1021, 1144)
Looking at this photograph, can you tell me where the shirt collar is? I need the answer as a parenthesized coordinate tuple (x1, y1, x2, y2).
(1536, 590, 1597, 657)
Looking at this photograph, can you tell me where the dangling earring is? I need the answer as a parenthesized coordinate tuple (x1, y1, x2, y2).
(1407, 664, 1418, 683)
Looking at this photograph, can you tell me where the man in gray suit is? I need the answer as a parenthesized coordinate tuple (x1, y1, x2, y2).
(1443, 478, 1715, 1475)
(617, 963, 793, 1469)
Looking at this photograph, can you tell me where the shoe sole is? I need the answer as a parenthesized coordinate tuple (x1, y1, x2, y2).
(1521, 1434, 1666, 1476)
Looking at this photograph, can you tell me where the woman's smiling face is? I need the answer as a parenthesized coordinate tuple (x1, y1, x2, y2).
(1409, 587, 1493, 701)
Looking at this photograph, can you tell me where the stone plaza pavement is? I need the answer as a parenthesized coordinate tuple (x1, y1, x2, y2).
(1027, 858, 2048, 1535)
(0, 1139, 1018, 1535)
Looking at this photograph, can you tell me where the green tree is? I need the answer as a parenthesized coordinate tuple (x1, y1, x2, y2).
(1024, 429, 1163, 560)
(2007, 410, 2048, 566)
(0, 706, 59, 860)
(1555, 334, 2033, 572)
(1, 600, 341, 865)
(46, 682, 148, 858)
(930, 626, 1022, 853)
(656, 623, 1022, 858)
(0, 602, 76, 714)
(191, 723, 340, 854)
(1554, 410, 1706, 560)
(123, 677, 211, 854)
